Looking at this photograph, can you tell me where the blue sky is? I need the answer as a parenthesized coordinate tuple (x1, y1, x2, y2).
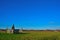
(0, 0, 60, 30)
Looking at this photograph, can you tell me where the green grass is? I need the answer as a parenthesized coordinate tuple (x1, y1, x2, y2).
(0, 31, 60, 40)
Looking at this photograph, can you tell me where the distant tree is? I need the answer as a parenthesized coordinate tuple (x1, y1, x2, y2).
(6, 27, 8, 30)
(12, 24, 15, 30)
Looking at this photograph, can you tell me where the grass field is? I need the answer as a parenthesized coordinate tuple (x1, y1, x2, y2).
(0, 31, 60, 40)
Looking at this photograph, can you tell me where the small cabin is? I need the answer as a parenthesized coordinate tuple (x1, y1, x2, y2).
(6, 24, 23, 34)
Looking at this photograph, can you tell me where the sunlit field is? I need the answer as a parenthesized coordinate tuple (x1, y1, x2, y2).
(0, 31, 60, 40)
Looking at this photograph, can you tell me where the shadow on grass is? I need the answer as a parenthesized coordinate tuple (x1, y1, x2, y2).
(14, 32, 29, 34)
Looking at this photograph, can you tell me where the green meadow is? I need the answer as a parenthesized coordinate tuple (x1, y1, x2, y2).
(0, 31, 60, 40)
